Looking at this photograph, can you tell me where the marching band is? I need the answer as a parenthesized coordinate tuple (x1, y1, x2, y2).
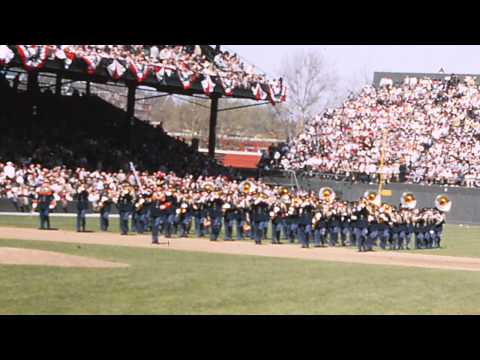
(30, 179, 450, 251)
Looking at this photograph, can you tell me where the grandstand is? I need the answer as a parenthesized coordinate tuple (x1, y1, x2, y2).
(0, 45, 286, 161)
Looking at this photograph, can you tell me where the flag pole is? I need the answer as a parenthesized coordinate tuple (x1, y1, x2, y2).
(377, 128, 387, 203)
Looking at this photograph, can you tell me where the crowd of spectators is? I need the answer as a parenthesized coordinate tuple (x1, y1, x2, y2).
(261, 75, 480, 188)
(0, 161, 243, 212)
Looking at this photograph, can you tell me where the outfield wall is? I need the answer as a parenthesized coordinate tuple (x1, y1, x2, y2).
(260, 175, 480, 225)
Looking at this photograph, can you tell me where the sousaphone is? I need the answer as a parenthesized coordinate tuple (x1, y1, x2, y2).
(401, 192, 416, 209)
(435, 194, 452, 213)
(319, 187, 336, 203)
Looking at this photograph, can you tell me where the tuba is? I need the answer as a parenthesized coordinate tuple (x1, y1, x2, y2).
(435, 194, 452, 213)
(401, 192, 416, 209)
(239, 181, 256, 194)
(319, 187, 336, 203)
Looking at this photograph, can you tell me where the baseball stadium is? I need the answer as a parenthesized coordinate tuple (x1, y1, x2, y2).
(1, 45, 480, 315)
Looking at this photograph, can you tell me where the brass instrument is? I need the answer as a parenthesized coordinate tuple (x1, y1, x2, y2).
(319, 187, 335, 203)
(135, 198, 146, 210)
(364, 191, 381, 206)
(239, 181, 256, 194)
(203, 217, 211, 228)
(279, 187, 289, 196)
(401, 192, 416, 209)
(203, 182, 215, 193)
(435, 194, 452, 213)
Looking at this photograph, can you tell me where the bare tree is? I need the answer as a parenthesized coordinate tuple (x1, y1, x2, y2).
(279, 49, 338, 133)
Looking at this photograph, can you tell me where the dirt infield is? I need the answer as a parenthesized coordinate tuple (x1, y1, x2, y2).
(1, 226, 480, 271)
(0, 247, 128, 268)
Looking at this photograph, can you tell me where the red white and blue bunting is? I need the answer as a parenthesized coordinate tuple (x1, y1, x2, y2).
(201, 75, 216, 96)
(0, 45, 14, 66)
(128, 61, 151, 83)
(107, 59, 126, 81)
(268, 81, 287, 104)
(178, 70, 194, 90)
(81, 54, 101, 75)
(251, 83, 268, 101)
(220, 77, 235, 96)
(16, 45, 49, 71)
(55, 46, 76, 69)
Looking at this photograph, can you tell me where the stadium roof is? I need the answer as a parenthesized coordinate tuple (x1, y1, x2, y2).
(4, 45, 285, 103)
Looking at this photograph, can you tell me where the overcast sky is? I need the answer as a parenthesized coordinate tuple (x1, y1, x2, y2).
(224, 45, 480, 93)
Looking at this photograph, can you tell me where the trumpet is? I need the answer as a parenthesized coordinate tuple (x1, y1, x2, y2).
(435, 194, 452, 213)
(319, 187, 335, 203)
(401, 192, 416, 209)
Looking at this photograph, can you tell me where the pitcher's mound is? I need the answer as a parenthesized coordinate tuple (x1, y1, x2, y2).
(0, 247, 128, 268)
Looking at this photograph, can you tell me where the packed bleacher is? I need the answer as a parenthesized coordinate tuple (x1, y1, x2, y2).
(261, 74, 480, 187)
(0, 45, 286, 99)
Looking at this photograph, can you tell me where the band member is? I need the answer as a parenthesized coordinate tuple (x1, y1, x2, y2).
(235, 196, 249, 240)
(177, 193, 192, 238)
(192, 194, 205, 238)
(164, 187, 177, 238)
(251, 193, 270, 245)
(414, 209, 425, 249)
(355, 204, 369, 252)
(150, 191, 171, 243)
(366, 210, 378, 251)
(75, 184, 89, 232)
(270, 200, 283, 244)
(34, 182, 55, 230)
(98, 192, 112, 232)
(207, 192, 223, 241)
(298, 197, 314, 248)
(223, 195, 236, 241)
(329, 206, 341, 247)
(314, 205, 328, 247)
(133, 193, 148, 234)
(286, 200, 299, 244)
(432, 209, 446, 248)
(117, 188, 134, 236)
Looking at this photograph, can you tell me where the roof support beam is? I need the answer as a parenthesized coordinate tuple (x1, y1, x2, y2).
(208, 95, 220, 159)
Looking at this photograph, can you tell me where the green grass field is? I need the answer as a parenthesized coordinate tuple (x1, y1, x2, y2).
(1, 215, 480, 314)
